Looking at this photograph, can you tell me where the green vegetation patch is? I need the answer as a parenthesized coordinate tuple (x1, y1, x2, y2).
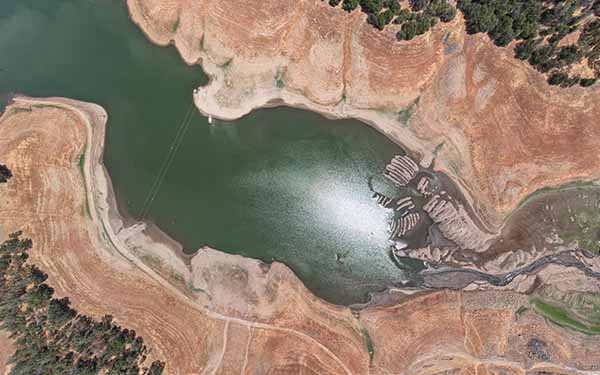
(530, 296, 600, 335)
(326, 0, 600, 88)
(0, 164, 12, 183)
(140, 254, 185, 287)
(6, 107, 32, 116)
(362, 328, 375, 363)
(562, 292, 600, 325)
(515, 305, 529, 318)
(220, 58, 233, 69)
(275, 72, 285, 88)
(558, 208, 600, 251)
(537, 288, 600, 325)
(555, 191, 600, 252)
(512, 181, 599, 213)
(171, 16, 180, 33)
(78, 153, 85, 175)
(398, 96, 420, 126)
(199, 34, 206, 51)
(0, 233, 165, 374)
(30, 103, 64, 111)
(77, 153, 91, 218)
(458, 0, 600, 87)
(326, 0, 456, 38)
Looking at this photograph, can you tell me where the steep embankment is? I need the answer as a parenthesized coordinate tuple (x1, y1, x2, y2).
(126, 0, 600, 231)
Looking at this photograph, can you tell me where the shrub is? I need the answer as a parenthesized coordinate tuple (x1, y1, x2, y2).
(0, 164, 12, 183)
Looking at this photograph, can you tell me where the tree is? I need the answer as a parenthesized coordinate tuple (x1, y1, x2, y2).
(427, 0, 455, 23)
(548, 72, 568, 86)
(410, 0, 428, 12)
(558, 45, 581, 65)
(439, 6, 456, 23)
(397, 20, 418, 40)
(529, 45, 555, 67)
(393, 8, 412, 24)
(580, 77, 597, 87)
(514, 39, 540, 60)
(48, 297, 76, 326)
(0, 234, 166, 375)
(329, 0, 342, 7)
(360, 0, 383, 14)
(388, 0, 401, 14)
(145, 361, 166, 375)
(342, 0, 360, 11)
(490, 15, 515, 46)
(0, 164, 12, 183)
(415, 14, 434, 35)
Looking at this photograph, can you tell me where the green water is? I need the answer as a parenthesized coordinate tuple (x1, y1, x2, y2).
(0, 0, 412, 305)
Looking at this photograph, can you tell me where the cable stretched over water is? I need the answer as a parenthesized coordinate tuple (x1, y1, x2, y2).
(138, 102, 196, 219)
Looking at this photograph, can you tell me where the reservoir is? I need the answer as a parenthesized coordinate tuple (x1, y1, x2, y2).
(0, 0, 418, 304)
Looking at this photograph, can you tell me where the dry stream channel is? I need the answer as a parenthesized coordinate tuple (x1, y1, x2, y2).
(1, 0, 600, 305)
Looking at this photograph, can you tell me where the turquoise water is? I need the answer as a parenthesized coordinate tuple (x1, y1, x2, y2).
(0, 0, 414, 304)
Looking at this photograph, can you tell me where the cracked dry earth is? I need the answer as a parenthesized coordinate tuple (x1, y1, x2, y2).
(127, 0, 600, 230)
(1, 99, 599, 374)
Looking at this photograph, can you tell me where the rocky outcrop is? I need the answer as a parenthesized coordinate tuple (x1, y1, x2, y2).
(385, 155, 420, 187)
(423, 193, 492, 251)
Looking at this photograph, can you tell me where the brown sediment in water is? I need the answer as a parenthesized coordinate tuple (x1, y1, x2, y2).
(126, 0, 600, 236)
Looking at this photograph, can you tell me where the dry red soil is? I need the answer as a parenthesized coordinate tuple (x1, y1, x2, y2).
(0, 99, 598, 374)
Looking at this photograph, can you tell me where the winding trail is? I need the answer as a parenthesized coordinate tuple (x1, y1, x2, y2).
(240, 327, 253, 375)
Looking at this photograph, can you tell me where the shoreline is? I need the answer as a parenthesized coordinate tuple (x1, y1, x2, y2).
(124, 0, 600, 239)
(123, 0, 504, 236)
(9, 95, 364, 311)
(1, 96, 371, 374)
(8, 3, 594, 309)
(122, 0, 600, 289)
(11, 96, 196, 293)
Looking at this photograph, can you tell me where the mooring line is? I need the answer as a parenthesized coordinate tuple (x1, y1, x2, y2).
(138, 102, 195, 219)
